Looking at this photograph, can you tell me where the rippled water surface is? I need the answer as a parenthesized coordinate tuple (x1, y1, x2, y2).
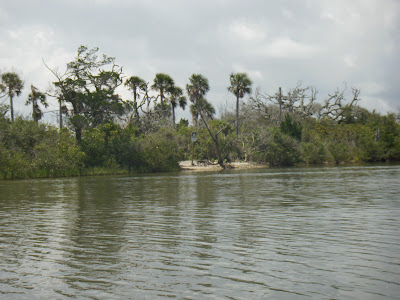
(1, 164, 400, 299)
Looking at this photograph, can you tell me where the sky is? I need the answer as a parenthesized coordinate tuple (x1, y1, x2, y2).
(0, 0, 399, 124)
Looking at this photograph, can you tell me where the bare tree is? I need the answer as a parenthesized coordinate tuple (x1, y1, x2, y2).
(249, 83, 318, 125)
(320, 86, 361, 123)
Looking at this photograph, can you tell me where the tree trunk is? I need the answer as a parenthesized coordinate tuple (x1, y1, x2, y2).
(59, 99, 63, 129)
(215, 134, 224, 168)
(160, 90, 164, 107)
(32, 99, 36, 122)
(10, 94, 14, 122)
(75, 127, 82, 141)
(172, 105, 175, 126)
(133, 90, 139, 122)
(236, 94, 239, 137)
(200, 112, 225, 169)
(278, 87, 282, 123)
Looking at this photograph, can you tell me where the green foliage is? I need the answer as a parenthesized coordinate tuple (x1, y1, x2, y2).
(26, 85, 48, 122)
(227, 72, 252, 136)
(280, 114, 302, 140)
(52, 46, 125, 140)
(151, 73, 175, 106)
(0, 117, 84, 179)
(2, 56, 400, 178)
(261, 128, 301, 166)
(0, 72, 24, 122)
(33, 128, 85, 177)
(186, 74, 210, 125)
(137, 128, 181, 172)
(227, 72, 252, 98)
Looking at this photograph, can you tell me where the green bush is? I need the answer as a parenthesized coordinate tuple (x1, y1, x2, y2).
(256, 128, 301, 166)
(137, 128, 180, 172)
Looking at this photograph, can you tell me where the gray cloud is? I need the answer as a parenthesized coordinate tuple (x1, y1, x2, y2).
(1, 0, 399, 122)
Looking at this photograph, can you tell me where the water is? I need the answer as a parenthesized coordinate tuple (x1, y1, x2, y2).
(1, 165, 399, 299)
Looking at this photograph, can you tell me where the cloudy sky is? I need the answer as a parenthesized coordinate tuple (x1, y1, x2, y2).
(1, 0, 399, 123)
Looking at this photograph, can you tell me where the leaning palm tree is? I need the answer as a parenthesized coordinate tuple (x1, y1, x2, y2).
(151, 73, 174, 108)
(169, 86, 187, 126)
(26, 85, 48, 122)
(186, 74, 209, 126)
(125, 76, 147, 122)
(227, 72, 252, 136)
(0, 72, 24, 122)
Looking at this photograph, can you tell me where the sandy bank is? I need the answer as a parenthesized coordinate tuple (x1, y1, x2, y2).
(179, 160, 268, 172)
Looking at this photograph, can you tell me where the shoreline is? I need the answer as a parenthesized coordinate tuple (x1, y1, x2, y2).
(179, 160, 268, 172)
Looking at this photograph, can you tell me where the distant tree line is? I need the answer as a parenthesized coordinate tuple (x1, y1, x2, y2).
(0, 45, 399, 179)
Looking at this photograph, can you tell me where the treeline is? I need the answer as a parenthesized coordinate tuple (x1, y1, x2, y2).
(0, 45, 399, 179)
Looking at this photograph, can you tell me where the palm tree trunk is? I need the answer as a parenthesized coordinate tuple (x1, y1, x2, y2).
(10, 94, 14, 122)
(59, 99, 63, 129)
(172, 106, 175, 126)
(236, 94, 239, 137)
(32, 99, 35, 122)
(133, 90, 139, 122)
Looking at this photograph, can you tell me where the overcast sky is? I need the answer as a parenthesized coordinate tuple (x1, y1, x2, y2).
(1, 0, 399, 123)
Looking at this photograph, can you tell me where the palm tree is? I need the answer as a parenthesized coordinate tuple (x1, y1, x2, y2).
(190, 97, 215, 122)
(186, 74, 209, 126)
(151, 73, 174, 108)
(169, 86, 187, 126)
(26, 85, 48, 122)
(0, 72, 24, 122)
(125, 76, 147, 122)
(227, 72, 252, 136)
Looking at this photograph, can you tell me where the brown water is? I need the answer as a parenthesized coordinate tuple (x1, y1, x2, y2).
(1, 164, 399, 299)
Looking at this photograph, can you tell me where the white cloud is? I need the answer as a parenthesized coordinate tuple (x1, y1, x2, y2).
(232, 64, 263, 80)
(383, 0, 400, 30)
(357, 81, 385, 95)
(344, 55, 357, 68)
(321, 11, 344, 25)
(0, 0, 398, 119)
(227, 21, 267, 42)
(361, 96, 393, 113)
(282, 8, 294, 20)
(258, 37, 318, 58)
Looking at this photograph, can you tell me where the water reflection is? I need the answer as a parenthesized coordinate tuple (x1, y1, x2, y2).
(0, 165, 400, 299)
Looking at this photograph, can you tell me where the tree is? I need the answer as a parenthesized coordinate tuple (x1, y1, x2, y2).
(0, 72, 24, 122)
(169, 86, 187, 126)
(228, 72, 252, 137)
(193, 97, 226, 167)
(151, 73, 174, 108)
(321, 86, 361, 123)
(125, 76, 147, 124)
(186, 74, 210, 126)
(26, 85, 48, 122)
(249, 83, 318, 125)
(47, 45, 124, 140)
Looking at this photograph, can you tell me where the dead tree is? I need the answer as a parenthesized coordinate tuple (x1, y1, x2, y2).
(320, 87, 360, 123)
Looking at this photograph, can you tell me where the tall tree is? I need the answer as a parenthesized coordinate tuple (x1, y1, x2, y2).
(169, 86, 187, 126)
(193, 97, 229, 168)
(26, 85, 48, 122)
(186, 74, 210, 126)
(47, 46, 124, 140)
(228, 72, 252, 136)
(0, 72, 24, 122)
(125, 76, 147, 123)
(151, 73, 174, 108)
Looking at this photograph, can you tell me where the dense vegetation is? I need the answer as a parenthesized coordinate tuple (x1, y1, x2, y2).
(0, 46, 399, 179)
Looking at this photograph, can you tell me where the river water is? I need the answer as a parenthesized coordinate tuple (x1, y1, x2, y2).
(0, 164, 399, 299)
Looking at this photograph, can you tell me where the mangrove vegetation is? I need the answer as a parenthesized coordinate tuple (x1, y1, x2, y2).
(1, 45, 399, 179)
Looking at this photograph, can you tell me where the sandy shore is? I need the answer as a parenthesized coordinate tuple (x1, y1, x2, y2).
(179, 160, 267, 172)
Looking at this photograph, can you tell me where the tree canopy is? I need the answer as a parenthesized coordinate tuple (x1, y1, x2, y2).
(228, 72, 252, 136)
(0, 72, 24, 122)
